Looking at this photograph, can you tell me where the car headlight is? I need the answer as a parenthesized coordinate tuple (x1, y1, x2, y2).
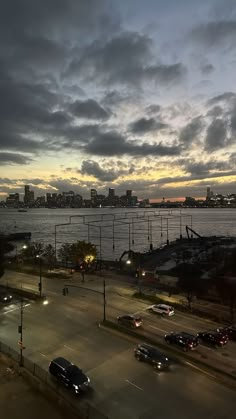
(87, 377, 90, 383)
(3, 297, 7, 301)
(73, 385, 78, 389)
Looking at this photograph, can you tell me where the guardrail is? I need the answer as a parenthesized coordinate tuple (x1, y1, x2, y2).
(0, 340, 108, 419)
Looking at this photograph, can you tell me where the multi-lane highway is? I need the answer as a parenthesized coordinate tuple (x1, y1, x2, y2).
(0, 270, 236, 419)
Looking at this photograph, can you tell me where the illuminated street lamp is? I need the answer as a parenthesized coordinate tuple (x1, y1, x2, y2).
(36, 255, 42, 298)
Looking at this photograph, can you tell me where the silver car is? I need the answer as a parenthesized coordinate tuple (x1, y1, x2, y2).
(150, 304, 174, 316)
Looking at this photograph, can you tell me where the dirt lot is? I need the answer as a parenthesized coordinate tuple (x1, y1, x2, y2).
(0, 356, 72, 419)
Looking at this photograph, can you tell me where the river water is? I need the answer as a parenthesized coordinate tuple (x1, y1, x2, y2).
(0, 207, 236, 260)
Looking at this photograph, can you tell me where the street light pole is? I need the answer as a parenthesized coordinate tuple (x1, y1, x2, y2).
(36, 255, 42, 297)
(103, 279, 106, 322)
(18, 297, 23, 366)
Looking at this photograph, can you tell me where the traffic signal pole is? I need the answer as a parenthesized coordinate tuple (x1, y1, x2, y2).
(63, 280, 107, 322)
(18, 297, 23, 366)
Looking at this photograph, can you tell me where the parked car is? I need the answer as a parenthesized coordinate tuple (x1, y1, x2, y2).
(49, 357, 90, 394)
(216, 325, 236, 341)
(150, 304, 174, 316)
(197, 331, 229, 347)
(134, 343, 170, 370)
(117, 315, 143, 328)
(0, 293, 13, 303)
(164, 332, 199, 351)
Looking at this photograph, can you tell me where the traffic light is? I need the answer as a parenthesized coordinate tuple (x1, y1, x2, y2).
(18, 325, 22, 334)
(38, 282, 42, 292)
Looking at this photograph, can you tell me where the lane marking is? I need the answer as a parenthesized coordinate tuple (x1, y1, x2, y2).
(1, 303, 31, 315)
(163, 318, 197, 332)
(148, 324, 168, 334)
(46, 290, 58, 295)
(125, 379, 143, 391)
(185, 361, 216, 379)
(39, 352, 47, 358)
(64, 344, 76, 352)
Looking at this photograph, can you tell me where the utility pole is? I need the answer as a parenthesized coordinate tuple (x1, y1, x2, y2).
(103, 279, 106, 322)
(18, 297, 23, 366)
(36, 255, 42, 297)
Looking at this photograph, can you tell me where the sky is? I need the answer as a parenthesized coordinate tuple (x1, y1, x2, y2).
(1, 0, 236, 201)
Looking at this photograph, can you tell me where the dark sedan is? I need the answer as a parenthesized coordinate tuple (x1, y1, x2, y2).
(197, 331, 228, 347)
(216, 325, 236, 341)
(164, 332, 199, 351)
(0, 293, 13, 303)
(117, 315, 143, 328)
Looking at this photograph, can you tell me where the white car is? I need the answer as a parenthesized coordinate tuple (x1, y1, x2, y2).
(150, 304, 175, 316)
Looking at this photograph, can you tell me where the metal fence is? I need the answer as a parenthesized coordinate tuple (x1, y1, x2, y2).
(0, 340, 108, 419)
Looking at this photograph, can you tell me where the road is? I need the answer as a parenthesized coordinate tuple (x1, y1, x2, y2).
(2, 270, 236, 377)
(0, 270, 236, 418)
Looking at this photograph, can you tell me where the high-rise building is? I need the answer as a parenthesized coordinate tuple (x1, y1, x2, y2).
(126, 190, 132, 197)
(108, 188, 115, 198)
(206, 187, 211, 199)
(24, 185, 34, 205)
(91, 189, 97, 201)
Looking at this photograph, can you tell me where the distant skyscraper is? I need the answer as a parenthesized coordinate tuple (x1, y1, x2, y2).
(24, 185, 30, 204)
(91, 189, 97, 201)
(108, 188, 115, 198)
(206, 187, 211, 199)
(126, 190, 132, 197)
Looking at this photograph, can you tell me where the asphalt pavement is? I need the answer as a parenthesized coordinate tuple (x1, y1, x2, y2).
(0, 270, 236, 419)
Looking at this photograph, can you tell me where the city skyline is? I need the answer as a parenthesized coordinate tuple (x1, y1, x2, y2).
(1, 1, 236, 201)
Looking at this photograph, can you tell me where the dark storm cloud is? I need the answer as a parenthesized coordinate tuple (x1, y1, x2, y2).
(230, 111, 236, 133)
(145, 104, 161, 115)
(208, 92, 236, 105)
(200, 63, 214, 74)
(129, 117, 168, 134)
(0, 152, 32, 165)
(205, 118, 228, 151)
(80, 160, 118, 181)
(65, 32, 186, 87)
(179, 117, 204, 144)
(184, 160, 230, 176)
(207, 106, 223, 118)
(190, 20, 236, 48)
(83, 131, 181, 157)
(69, 99, 110, 120)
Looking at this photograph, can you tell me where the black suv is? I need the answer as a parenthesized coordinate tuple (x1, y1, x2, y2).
(164, 332, 199, 351)
(49, 357, 90, 394)
(217, 325, 236, 341)
(197, 331, 228, 347)
(117, 315, 143, 328)
(134, 343, 170, 370)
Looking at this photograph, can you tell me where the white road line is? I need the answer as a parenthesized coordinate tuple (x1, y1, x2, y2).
(185, 361, 216, 379)
(39, 353, 47, 358)
(165, 318, 197, 332)
(64, 344, 76, 352)
(125, 379, 143, 391)
(1, 303, 30, 315)
(46, 290, 58, 295)
(148, 325, 168, 334)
